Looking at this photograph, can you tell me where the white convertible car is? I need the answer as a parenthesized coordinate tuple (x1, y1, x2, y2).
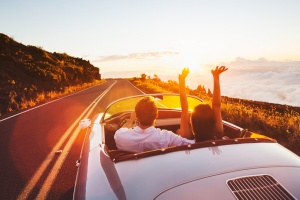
(73, 94, 300, 200)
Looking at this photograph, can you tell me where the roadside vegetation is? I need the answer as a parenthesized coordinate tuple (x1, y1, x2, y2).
(0, 33, 103, 115)
(129, 74, 300, 155)
(10, 79, 105, 113)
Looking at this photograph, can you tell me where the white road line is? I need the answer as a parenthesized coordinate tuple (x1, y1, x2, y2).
(127, 80, 146, 94)
(17, 81, 116, 200)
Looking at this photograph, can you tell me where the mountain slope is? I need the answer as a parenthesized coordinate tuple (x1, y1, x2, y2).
(0, 33, 101, 115)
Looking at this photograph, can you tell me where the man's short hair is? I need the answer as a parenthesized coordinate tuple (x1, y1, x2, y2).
(135, 96, 158, 126)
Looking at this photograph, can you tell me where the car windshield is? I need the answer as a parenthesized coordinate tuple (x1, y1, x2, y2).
(102, 94, 203, 121)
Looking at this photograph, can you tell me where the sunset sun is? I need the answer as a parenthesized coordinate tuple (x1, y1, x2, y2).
(177, 50, 205, 73)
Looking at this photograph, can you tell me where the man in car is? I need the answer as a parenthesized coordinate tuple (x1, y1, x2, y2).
(114, 96, 194, 152)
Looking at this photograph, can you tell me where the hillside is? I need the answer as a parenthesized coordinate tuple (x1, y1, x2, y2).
(0, 33, 101, 115)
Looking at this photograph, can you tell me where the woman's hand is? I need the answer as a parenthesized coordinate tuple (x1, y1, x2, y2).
(211, 66, 228, 76)
(179, 68, 190, 81)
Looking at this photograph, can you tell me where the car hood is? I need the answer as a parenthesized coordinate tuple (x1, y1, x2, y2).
(82, 142, 300, 200)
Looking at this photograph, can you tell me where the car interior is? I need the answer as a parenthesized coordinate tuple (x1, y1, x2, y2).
(103, 109, 244, 152)
(101, 108, 277, 163)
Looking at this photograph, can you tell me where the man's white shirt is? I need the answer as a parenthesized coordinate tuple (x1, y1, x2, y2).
(114, 126, 194, 152)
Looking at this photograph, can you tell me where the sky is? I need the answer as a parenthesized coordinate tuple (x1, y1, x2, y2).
(1, 0, 300, 106)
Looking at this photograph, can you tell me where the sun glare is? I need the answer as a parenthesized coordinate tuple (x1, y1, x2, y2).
(178, 50, 204, 73)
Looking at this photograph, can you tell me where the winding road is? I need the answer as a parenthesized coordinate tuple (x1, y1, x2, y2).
(0, 79, 143, 200)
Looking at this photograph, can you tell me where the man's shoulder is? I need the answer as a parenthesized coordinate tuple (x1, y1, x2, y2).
(116, 127, 128, 132)
(155, 127, 173, 132)
(155, 127, 176, 135)
(115, 128, 136, 142)
(115, 127, 133, 136)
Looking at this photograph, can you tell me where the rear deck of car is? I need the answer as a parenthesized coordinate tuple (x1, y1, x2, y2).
(81, 138, 300, 200)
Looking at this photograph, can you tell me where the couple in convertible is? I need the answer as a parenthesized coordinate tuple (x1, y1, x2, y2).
(114, 66, 228, 153)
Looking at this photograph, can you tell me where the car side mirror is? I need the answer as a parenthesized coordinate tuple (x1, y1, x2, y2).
(79, 119, 91, 129)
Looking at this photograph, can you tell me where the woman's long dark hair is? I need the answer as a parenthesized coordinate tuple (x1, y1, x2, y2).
(191, 104, 216, 142)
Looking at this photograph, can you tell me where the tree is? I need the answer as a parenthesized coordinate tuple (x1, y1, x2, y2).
(195, 85, 206, 95)
(140, 73, 147, 81)
(153, 74, 161, 81)
(207, 88, 212, 96)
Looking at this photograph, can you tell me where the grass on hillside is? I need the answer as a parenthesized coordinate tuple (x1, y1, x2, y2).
(129, 77, 300, 155)
(6, 79, 106, 114)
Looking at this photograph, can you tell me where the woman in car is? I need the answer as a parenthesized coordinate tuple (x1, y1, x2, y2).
(178, 66, 228, 142)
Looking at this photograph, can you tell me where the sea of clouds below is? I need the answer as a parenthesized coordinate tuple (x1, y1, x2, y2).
(215, 58, 300, 107)
(101, 58, 300, 107)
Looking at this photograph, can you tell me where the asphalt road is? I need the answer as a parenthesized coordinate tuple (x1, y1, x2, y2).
(0, 79, 144, 200)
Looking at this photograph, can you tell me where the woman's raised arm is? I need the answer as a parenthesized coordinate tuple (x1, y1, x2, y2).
(178, 68, 193, 139)
(211, 66, 228, 137)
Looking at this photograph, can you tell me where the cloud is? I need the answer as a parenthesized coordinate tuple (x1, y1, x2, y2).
(186, 57, 300, 106)
(96, 51, 180, 62)
(217, 57, 300, 107)
(222, 57, 300, 69)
